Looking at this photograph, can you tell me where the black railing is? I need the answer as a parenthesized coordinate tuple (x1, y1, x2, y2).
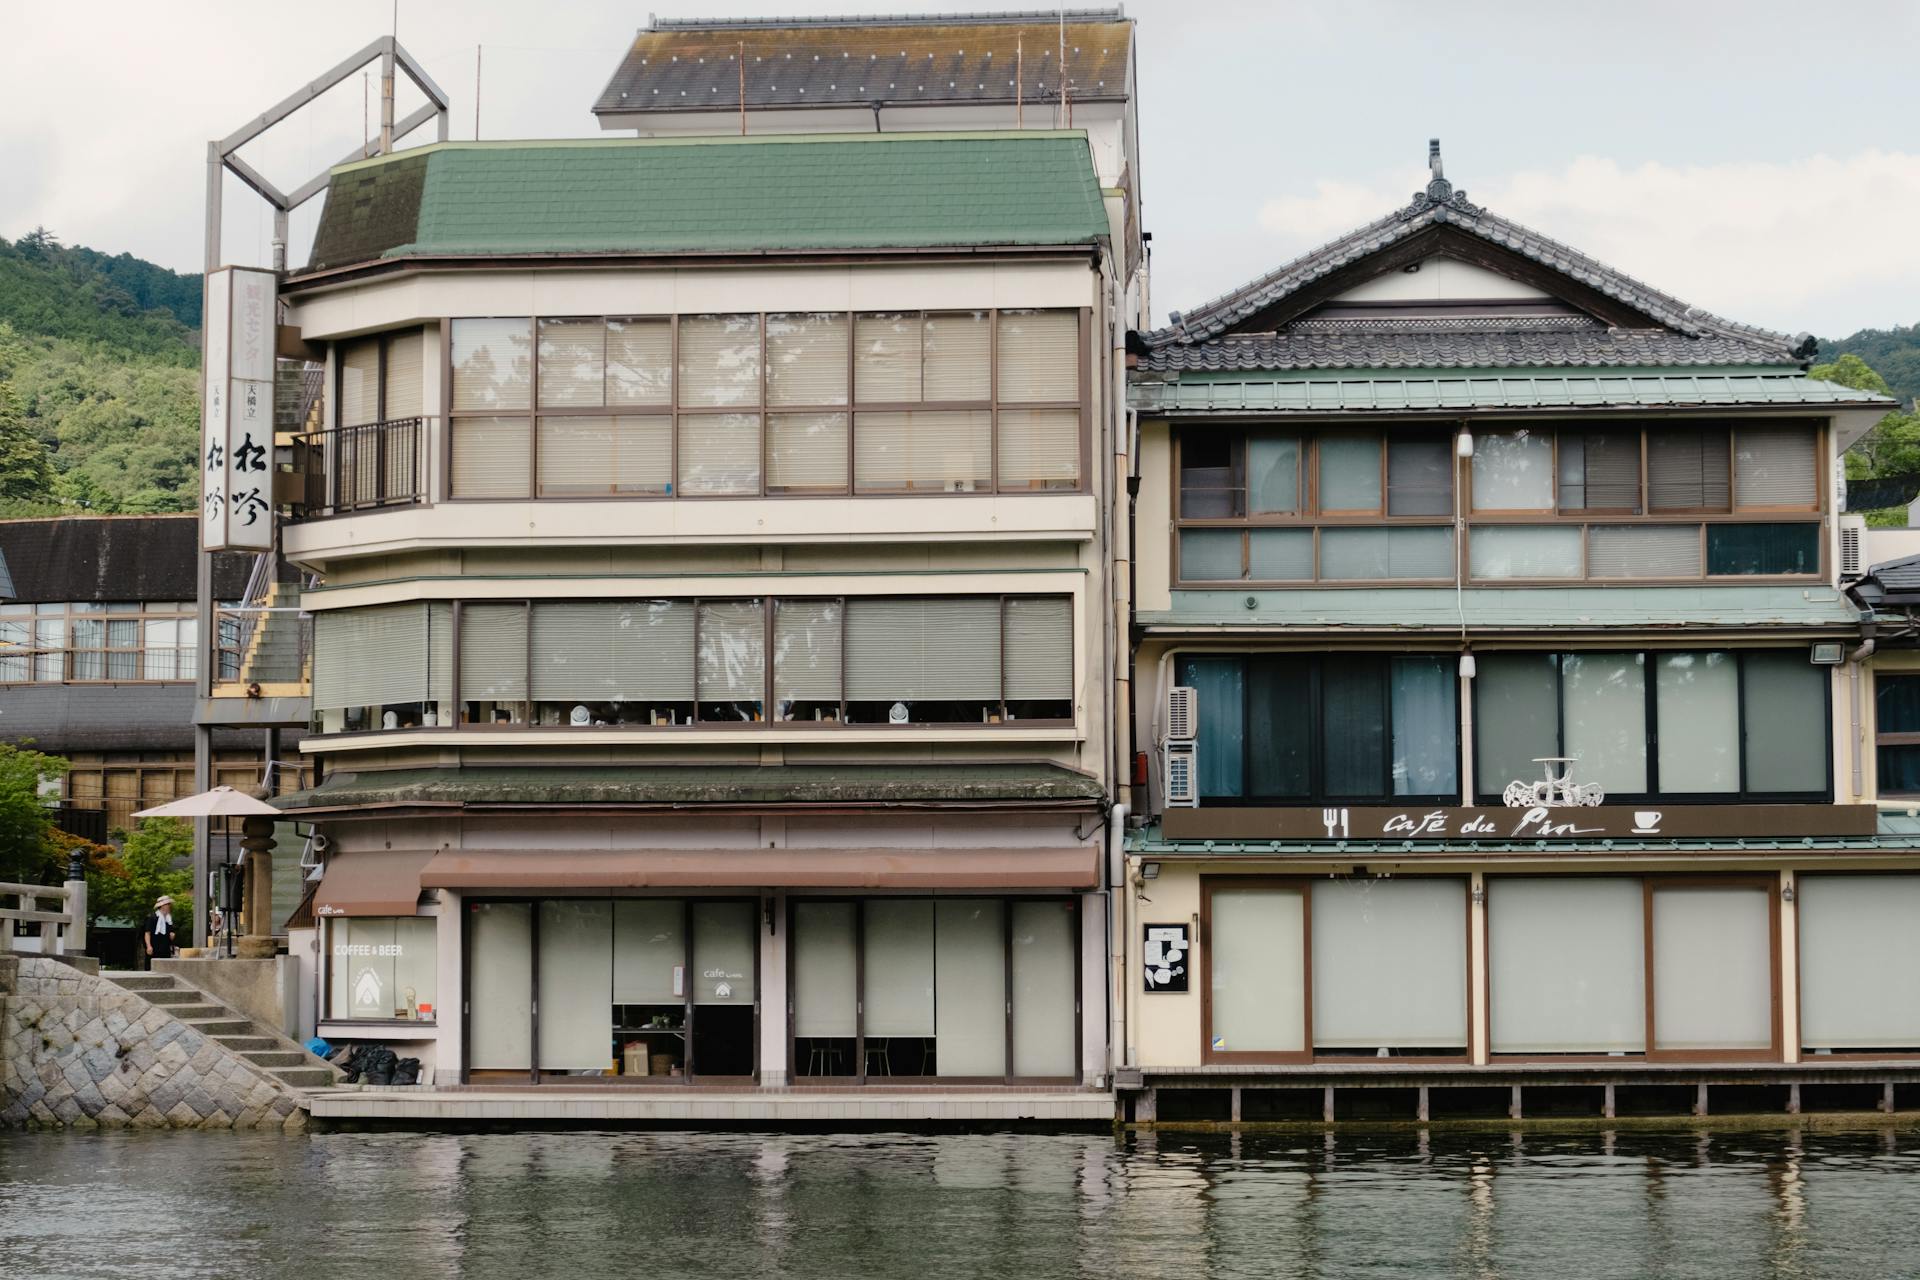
(295, 418, 427, 518)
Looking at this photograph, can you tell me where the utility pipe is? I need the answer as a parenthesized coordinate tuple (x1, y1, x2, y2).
(1107, 802, 1129, 1078)
(1848, 632, 1876, 800)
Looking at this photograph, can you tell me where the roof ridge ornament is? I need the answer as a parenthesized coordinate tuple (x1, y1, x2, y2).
(1399, 137, 1481, 221)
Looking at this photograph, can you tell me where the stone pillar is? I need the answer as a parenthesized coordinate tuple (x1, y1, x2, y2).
(239, 815, 276, 957)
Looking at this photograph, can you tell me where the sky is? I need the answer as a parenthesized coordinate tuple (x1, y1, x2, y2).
(3, 0, 1918, 338)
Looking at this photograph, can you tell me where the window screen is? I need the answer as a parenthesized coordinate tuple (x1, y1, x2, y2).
(1734, 425, 1816, 507)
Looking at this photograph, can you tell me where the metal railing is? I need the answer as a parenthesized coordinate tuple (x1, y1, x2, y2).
(294, 417, 428, 518)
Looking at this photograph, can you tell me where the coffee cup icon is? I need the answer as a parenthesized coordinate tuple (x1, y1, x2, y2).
(1631, 810, 1662, 833)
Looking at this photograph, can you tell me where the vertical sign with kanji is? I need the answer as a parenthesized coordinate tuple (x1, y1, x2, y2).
(200, 266, 277, 551)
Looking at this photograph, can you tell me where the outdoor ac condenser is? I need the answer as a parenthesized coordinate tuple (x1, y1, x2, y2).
(1839, 513, 1867, 581)
(1164, 684, 1199, 807)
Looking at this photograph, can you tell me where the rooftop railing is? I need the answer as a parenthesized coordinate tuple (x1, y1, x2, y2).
(293, 417, 428, 519)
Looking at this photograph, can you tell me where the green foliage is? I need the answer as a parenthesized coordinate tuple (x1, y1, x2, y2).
(1817, 324, 1920, 411)
(90, 818, 194, 935)
(0, 378, 53, 500)
(0, 743, 68, 885)
(1809, 353, 1892, 397)
(0, 230, 198, 359)
(1809, 353, 1920, 482)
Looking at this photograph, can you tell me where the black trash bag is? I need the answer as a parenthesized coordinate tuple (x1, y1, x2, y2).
(391, 1057, 422, 1086)
(362, 1046, 400, 1086)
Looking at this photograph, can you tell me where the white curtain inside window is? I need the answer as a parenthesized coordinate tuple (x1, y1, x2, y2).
(1011, 901, 1077, 1077)
(1655, 652, 1739, 792)
(468, 902, 532, 1069)
(1651, 885, 1773, 1051)
(1311, 879, 1467, 1048)
(1489, 877, 1644, 1053)
(862, 900, 934, 1035)
(935, 900, 1006, 1077)
(613, 899, 684, 1004)
(1798, 875, 1920, 1048)
(538, 900, 613, 1070)
(793, 902, 857, 1038)
(1209, 887, 1305, 1053)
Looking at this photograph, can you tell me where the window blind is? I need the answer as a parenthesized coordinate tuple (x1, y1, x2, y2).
(1312, 878, 1468, 1048)
(1002, 597, 1072, 701)
(450, 318, 531, 412)
(773, 599, 842, 706)
(1010, 900, 1078, 1077)
(853, 410, 990, 491)
(1587, 525, 1701, 578)
(536, 318, 606, 408)
(529, 602, 617, 701)
(538, 900, 613, 1070)
(1649, 427, 1731, 510)
(854, 313, 921, 401)
(427, 602, 453, 708)
(923, 312, 991, 400)
(766, 313, 849, 406)
(1651, 885, 1773, 1050)
(677, 314, 760, 407)
(1489, 878, 1645, 1053)
(1210, 887, 1306, 1052)
(697, 601, 766, 702)
(338, 340, 380, 427)
(610, 600, 695, 702)
(607, 319, 671, 406)
(845, 597, 1000, 702)
(536, 417, 671, 496)
(677, 414, 762, 496)
(313, 603, 433, 710)
(1386, 437, 1452, 516)
(383, 330, 424, 419)
(613, 899, 683, 1004)
(792, 902, 857, 1038)
(862, 900, 934, 1036)
(459, 603, 528, 701)
(997, 409, 1080, 490)
(1735, 425, 1816, 507)
(1798, 875, 1920, 1048)
(996, 309, 1077, 403)
(934, 900, 1006, 1076)
(450, 417, 530, 499)
(766, 413, 848, 492)
(1560, 431, 1640, 511)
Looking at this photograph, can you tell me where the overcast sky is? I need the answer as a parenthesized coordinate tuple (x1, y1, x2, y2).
(4, 0, 1917, 337)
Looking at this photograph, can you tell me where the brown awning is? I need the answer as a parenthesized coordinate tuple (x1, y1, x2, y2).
(418, 847, 1098, 891)
(315, 850, 435, 917)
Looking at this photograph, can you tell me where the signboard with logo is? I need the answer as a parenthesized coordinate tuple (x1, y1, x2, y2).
(1143, 924, 1189, 993)
(1161, 804, 1880, 843)
(200, 266, 277, 551)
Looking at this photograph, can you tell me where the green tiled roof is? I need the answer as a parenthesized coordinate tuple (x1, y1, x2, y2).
(273, 763, 1106, 812)
(303, 133, 1107, 273)
(1141, 585, 1861, 633)
(1129, 372, 1895, 415)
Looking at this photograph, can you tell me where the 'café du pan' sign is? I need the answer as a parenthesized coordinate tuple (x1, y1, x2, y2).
(201, 266, 277, 552)
(1162, 804, 1879, 843)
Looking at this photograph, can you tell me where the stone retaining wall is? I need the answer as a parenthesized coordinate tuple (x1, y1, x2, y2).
(0, 957, 305, 1131)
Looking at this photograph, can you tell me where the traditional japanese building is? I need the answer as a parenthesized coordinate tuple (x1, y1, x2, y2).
(1115, 144, 1915, 1123)
(271, 10, 1142, 1121)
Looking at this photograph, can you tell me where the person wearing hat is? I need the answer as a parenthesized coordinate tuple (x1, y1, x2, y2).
(143, 895, 179, 967)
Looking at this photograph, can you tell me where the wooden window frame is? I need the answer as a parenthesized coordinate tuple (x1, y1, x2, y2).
(0, 601, 202, 686)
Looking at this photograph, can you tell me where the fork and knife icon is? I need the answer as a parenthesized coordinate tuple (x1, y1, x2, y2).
(1322, 807, 1351, 838)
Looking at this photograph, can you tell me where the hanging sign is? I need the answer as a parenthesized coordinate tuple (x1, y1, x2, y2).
(201, 266, 278, 551)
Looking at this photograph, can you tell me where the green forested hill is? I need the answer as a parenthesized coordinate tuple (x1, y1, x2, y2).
(1818, 325, 1920, 411)
(0, 230, 203, 515)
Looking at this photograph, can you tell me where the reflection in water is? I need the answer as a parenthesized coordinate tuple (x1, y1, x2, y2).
(1, 1127, 1918, 1279)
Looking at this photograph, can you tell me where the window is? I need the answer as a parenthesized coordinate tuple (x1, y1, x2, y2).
(1204, 877, 1469, 1061)
(1797, 875, 1920, 1052)
(1876, 674, 1920, 795)
(1178, 654, 1457, 804)
(790, 897, 1079, 1082)
(443, 310, 1084, 501)
(1488, 876, 1775, 1058)
(313, 595, 1074, 734)
(0, 602, 200, 684)
(327, 917, 437, 1022)
(1473, 649, 1829, 802)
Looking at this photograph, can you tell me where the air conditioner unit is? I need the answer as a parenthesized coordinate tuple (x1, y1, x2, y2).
(1164, 742, 1198, 808)
(1166, 685, 1198, 743)
(1839, 513, 1866, 581)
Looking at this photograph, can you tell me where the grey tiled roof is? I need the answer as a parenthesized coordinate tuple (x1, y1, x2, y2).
(1142, 174, 1807, 374)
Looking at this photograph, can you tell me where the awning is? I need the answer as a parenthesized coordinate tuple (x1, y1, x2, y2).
(314, 850, 435, 917)
(419, 847, 1098, 890)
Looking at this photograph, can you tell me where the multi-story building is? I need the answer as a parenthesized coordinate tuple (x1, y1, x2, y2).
(1116, 147, 1914, 1122)
(274, 11, 1141, 1117)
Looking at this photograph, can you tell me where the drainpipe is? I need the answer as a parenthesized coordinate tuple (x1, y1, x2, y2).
(1848, 622, 1877, 801)
(1107, 802, 1129, 1077)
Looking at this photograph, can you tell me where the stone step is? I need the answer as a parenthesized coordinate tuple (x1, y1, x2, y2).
(108, 974, 177, 992)
(166, 1002, 231, 1021)
(141, 988, 205, 1006)
(241, 1050, 310, 1069)
(214, 1036, 281, 1052)
(182, 1017, 253, 1037)
(273, 1067, 337, 1088)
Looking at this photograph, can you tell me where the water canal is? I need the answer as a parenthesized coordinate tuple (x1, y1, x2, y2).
(3, 1126, 1916, 1278)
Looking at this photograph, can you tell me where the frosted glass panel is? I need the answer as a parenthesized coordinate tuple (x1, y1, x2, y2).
(1391, 656, 1458, 796)
(1470, 526, 1582, 579)
(1318, 435, 1381, 511)
(1471, 429, 1554, 510)
(1180, 529, 1243, 580)
(1489, 878, 1644, 1053)
(1475, 654, 1559, 797)
(468, 902, 532, 1070)
(1561, 652, 1647, 794)
(1312, 879, 1467, 1048)
(1799, 875, 1920, 1048)
(793, 902, 857, 1038)
(1656, 652, 1739, 792)
(1652, 885, 1772, 1051)
(1248, 434, 1300, 514)
(613, 899, 683, 1004)
(1743, 652, 1827, 792)
(1320, 527, 1452, 580)
(1588, 526, 1701, 578)
(1209, 887, 1305, 1053)
(863, 900, 934, 1035)
(539, 900, 612, 1071)
(691, 901, 756, 1006)
(1249, 529, 1313, 580)
(1011, 901, 1077, 1078)
(935, 900, 1006, 1077)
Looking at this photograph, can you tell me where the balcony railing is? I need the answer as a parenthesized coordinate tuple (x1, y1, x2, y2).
(294, 418, 428, 519)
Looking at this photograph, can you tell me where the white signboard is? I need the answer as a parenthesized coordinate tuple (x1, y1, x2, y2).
(200, 266, 278, 550)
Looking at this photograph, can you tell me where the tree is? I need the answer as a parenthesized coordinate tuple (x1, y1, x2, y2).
(90, 818, 194, 937)
(0, 744, 68, 884)
(0, 379, 53, 501)
(1811, 354, 1920, 481)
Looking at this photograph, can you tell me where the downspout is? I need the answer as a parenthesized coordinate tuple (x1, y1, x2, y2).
(1106, 801, 1130, 1078)
(1849, 621, 1877, 801)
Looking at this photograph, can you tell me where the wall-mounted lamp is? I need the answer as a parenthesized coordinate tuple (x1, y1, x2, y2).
(1458, 652, 1477, 680)
(1141, 861, 1161, 880)
(1472, 886, 1487, 905)
(1782, 884, 1796, 904)
(1455, 431, 1475, 459)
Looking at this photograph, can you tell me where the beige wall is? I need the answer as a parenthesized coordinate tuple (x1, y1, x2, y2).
(1135, 418, 1172, 612)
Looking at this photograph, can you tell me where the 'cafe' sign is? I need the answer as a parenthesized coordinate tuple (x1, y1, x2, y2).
(1161, 804, 1880, 843)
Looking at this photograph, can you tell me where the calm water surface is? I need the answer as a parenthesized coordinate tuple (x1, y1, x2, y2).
(3, 1126, 1918, 1279)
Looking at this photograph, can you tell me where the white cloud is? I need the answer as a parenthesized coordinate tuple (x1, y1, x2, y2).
(1241, 152, 1920, 338)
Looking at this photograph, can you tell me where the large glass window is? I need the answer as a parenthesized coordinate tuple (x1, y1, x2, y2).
(1311, 878, 1468, 1055)
(1798, 875, 1920, 1052)
(1178, 653, 1457, 803)
(0, 602, 199, 684)
(326, 917, 437, 1022)
(1207, 884, 1307, 1056)
(1876, 674, 1920, 795)
(311, 602, 453, 734)
(443, 310, 1083, 500)
(1474, 649, 1828, 802)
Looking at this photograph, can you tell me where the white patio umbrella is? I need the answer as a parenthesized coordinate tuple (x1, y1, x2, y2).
(132, 785, 282, 819)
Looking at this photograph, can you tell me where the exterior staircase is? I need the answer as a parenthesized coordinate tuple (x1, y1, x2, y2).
(104, 972, 338, 1090)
